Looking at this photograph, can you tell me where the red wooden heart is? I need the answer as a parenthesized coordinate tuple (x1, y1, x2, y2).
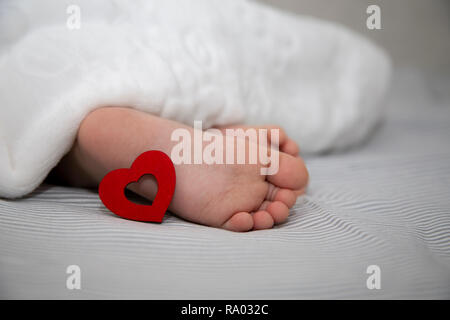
(99, 150, 176, 222)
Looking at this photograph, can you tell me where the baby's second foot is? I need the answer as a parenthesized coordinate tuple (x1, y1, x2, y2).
(214, 124, 301, 157)
(55, 107, 309, 231)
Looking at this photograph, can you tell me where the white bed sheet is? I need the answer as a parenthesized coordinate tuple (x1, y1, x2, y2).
(0, 68, 449, 299)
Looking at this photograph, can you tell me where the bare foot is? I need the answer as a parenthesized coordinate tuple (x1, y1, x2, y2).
(213, 124, 305, 197)
(214, 124, 301, 157)
(54, 107, 309, 231)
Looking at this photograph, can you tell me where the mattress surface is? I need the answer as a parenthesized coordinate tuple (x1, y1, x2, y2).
(0, 68, 449, 299)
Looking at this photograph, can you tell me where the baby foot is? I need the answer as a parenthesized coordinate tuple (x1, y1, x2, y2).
(214, 124, 301, 157)
(214, 124, 306, 199)
(55, 107, 309, 231)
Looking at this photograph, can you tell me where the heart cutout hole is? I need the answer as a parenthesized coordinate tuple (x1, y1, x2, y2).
(124, 174, 158, 206)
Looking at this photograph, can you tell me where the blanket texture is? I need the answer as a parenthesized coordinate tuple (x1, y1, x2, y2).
(0, 0, 390, 198)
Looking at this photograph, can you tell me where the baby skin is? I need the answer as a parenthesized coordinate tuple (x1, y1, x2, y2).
(53, 107, 309, 232)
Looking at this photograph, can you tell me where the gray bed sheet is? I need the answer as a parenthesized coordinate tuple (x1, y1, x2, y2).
(1, 68, 449, 299)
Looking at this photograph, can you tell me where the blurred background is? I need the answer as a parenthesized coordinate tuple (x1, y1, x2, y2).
(259, 0, 450, 74)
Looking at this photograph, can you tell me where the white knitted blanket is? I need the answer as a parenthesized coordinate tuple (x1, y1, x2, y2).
(0, 0, 390, 198)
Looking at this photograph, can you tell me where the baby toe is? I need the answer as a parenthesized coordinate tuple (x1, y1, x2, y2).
(266, 152, 309, 190)
(252, 210, 275, 230)
(266, 201, 289, 225)
(222, 212, 254, 232)
(266, 183, 297, 208)
(282, 139, 300, 156)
